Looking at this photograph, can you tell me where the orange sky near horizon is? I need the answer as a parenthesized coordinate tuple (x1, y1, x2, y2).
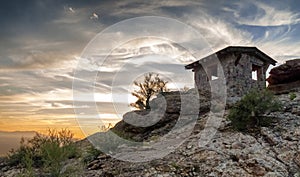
(0, 117, 120, 139)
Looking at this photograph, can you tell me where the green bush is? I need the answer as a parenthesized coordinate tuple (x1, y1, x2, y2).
(289, 92, 297, 100)
(82, 145, 102, 164)
(7, 137, 30, 167)
(228, 89, 281, 132)
(8, 129, 79, 176)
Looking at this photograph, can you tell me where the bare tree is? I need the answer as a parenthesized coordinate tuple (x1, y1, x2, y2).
(130, 73, 168, 109)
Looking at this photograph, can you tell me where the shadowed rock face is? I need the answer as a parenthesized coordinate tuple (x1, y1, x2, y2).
(112, 90, 211, 142)
(267, 59, 300, 93)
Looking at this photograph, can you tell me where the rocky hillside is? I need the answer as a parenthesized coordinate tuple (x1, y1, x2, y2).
(84, 91, 300, 177)
(1, 91, 300, 177)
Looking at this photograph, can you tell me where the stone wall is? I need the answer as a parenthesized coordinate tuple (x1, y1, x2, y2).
(194, 53, 270, 102)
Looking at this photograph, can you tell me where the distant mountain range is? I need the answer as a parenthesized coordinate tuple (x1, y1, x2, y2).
(0, 131, 37, 156)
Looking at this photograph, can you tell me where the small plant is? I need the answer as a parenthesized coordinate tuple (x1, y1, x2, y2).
(8, 129, 79, 177)
(82, 146, 102, 164)
(170, 162, 180, 170)
(289, 92, 297, 100)
(22, 149, 34, 176)
(228, 89, 281, 132)
(180, 86, 190, 92)
(149, 135, 160, 142)
(15, 148, 35, 177)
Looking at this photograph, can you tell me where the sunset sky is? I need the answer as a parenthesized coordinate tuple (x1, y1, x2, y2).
(1, 0, 300, 139)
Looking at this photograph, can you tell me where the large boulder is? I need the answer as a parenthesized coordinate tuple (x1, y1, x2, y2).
(267, 59, 300, 85)
(267, 59, 300, 93)
(111, 90, 211, 141)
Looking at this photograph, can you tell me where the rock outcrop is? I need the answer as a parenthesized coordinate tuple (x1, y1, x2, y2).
(112, 90, 211, 142)
(81, 91, 300, 177)
(267, 59, 300, 94)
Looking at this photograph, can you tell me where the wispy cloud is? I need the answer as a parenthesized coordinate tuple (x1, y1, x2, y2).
(183, 11, 253, 52)
(230, 1, 300, 26)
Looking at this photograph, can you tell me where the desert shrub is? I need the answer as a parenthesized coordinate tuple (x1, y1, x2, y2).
(7, 137, 30, 167)
(130, 73, 168, 109)
(82, 145, 102, 164)
(22, 148, 34, 176)
(8, 129, 79, 176)
(228, 89, 281, 132)
(290, 92, 297, 100)
(7, 140, 38, 175)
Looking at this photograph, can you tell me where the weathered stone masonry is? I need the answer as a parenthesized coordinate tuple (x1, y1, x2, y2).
(185, 46, 277, 102)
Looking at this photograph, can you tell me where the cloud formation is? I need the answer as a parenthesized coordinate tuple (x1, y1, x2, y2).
(231, 1, 300, 27)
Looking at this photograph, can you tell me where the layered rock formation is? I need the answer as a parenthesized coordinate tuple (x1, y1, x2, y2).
(267, 59, 300, 94)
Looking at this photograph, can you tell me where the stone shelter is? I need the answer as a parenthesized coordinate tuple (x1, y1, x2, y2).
(185, 46, 277, 101)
